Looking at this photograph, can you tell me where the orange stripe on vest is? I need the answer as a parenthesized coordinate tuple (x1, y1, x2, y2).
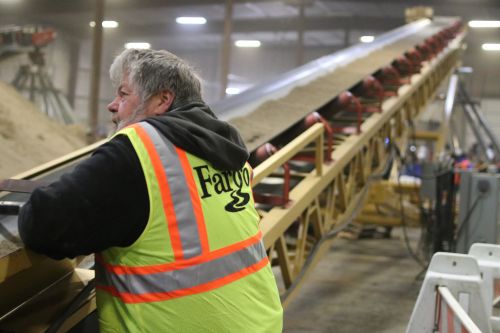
(96, 256, 269, 304)
(132, 124, 184, 260)
(98, 231, 262, 275)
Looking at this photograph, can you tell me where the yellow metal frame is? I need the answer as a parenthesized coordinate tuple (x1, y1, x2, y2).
(254, 33, 464, 307)
(356, 180, 421, 227)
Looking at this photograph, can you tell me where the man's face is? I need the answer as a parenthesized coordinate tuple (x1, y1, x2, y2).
(107, 74, 146, 132)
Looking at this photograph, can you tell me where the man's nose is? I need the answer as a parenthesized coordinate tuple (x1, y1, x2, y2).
(107, 98, 118, 112)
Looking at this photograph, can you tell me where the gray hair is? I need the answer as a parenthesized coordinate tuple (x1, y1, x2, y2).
(109, 48, 203, 110)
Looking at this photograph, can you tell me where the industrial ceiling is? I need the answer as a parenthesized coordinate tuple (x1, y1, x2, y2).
(0, 0, 499, 97)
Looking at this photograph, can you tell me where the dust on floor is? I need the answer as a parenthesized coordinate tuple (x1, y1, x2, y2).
(284, 227, 425, 333)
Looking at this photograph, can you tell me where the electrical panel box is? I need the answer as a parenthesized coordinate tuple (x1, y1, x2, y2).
(456, 171, 500, 253)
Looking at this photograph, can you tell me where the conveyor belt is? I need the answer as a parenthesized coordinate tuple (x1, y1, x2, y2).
(0, 161, 83, 257)
(0, 156, 91, 331)
(216, 17, 457, 152)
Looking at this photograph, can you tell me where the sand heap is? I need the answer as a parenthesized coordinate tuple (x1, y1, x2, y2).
(0, 81, 87, 179)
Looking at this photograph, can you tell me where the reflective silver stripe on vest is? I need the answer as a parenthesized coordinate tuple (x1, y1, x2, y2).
(139, 122, 202, 259)
(96, 239, 267, 295)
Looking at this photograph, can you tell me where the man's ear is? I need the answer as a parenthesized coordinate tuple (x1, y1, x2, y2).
(153, 90, 175, 115)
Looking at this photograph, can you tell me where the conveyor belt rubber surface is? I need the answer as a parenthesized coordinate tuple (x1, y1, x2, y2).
(221, 17, 457, 152)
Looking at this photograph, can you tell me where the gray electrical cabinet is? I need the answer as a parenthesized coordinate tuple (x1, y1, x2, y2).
(456, 171, 500, 253)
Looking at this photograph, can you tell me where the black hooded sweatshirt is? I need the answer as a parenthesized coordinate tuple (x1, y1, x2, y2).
(18, 103, 249, 259)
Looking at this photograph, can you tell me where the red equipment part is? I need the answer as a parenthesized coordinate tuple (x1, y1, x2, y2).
(0, 26, 56, 50)
(352, 76, 385, 113)
(32, 28, 56, 47)
(292, 111, 334, 162)
(416, 42, 433, 62)
(320, 91, 363, 136)
(449, 21, 463, 36)
(424, 36, 440, 57)
(254, 143, 277, 164)
(374, 65, 408, 96)
(392, 56, 413, 77)
(404, 47, 423, 72)
(438, 29, 453, 42)
(252, 163, 290, 207)
(335, 91, 363, 133)
(433, 33, 446, 52)
(252, 112, 333, 208)
(251, 142, 291, 207)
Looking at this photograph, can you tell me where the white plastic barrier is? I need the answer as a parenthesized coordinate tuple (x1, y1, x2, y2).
(436, 286, 482, 333)
(469, 243, 500, 331)
(406, 252, 492, 333)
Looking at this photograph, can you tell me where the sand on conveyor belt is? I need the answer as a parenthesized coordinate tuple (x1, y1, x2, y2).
(229, 18, 453, 152)
(0, 80, 87, 179)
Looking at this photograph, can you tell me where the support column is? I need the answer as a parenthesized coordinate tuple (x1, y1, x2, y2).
(297, 0, 305, 66)
(220, 0, 233, 99)
(67, 37, 80, 109)
(344, 28, 350, 47)
(88, 0, 104, 142)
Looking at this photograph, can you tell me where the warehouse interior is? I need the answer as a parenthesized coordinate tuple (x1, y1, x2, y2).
(1, 0, 500, 332)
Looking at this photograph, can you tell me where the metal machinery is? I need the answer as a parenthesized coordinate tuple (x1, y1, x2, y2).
(0, 16, 465, 332)
(455, 171, 500, 254)
(0, 25, 75, 124)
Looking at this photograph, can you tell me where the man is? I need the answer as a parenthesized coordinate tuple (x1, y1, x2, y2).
(19, 49, 283, 332)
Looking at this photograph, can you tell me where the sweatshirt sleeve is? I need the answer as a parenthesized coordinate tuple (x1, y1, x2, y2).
(18, 135, 149, 259)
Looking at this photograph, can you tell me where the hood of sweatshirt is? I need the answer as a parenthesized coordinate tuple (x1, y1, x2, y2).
(144, 102, 249, 171)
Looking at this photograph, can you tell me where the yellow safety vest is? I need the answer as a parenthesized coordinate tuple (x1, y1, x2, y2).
(95, 121, 283, 332)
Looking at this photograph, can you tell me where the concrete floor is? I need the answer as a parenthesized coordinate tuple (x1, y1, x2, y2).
(284, 228, 426, 333)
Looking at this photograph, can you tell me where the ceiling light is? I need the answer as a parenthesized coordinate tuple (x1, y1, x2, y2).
(360, 35, 374, 43)
(482, 43, 500, 51)
(468, 20, 500, 28)
(226, 87, 241, 95)
(176, 17, 207, 25)
(89, 20, 119, 28)
(458, 67, 473, 74)
(125, 42, 151, 49)
(235, 40, 261, 48)
(102, 21, 119, 28)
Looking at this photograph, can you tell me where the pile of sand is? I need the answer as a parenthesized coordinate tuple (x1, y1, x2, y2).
(0, 81, 87, 179)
